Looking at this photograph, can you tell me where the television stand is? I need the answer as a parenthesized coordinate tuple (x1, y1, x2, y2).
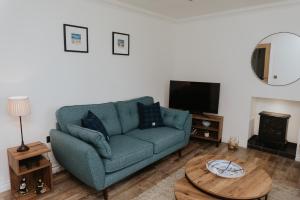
(191, 114, 223, 147)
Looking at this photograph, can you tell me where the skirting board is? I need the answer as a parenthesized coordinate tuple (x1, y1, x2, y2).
(52, 164, 64, 174)
(0, 180, 10, 194)
(0, 165, 64, 193)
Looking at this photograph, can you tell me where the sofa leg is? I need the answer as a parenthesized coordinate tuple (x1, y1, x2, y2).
(103, 188, 108, 200)
(178, 150, 182, 158)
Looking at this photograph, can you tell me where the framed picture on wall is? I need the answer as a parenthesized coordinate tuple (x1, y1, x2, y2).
(63, 24, 89, 53)
(112, 32, 130, 56)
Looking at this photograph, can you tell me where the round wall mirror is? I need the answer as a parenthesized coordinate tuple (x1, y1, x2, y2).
(251, 32, 300, 86)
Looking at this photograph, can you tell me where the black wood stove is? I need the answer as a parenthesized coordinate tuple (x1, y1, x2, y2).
(258, 111, 291, 149)
(248, 111, 296, 159)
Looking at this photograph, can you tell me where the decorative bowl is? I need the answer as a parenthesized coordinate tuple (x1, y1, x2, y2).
(206, 160, 245, 179)
(202, 121, 211, 127)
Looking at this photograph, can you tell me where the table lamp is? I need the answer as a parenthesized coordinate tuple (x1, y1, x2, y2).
(8, 96, 31, 152)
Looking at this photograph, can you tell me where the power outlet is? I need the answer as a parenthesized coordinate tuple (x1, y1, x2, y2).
(46, 136, 50, 143)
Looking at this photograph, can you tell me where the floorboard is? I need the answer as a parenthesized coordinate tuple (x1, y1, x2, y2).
(0, 140, 299, 200)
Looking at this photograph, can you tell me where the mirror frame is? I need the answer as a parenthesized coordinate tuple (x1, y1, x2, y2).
(251, 32, 300, 86)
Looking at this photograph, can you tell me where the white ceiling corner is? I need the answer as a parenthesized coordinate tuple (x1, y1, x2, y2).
(105, 0, 300, 22)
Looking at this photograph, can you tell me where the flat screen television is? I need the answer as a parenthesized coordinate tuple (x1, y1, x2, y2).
(169, 80, 220, 114)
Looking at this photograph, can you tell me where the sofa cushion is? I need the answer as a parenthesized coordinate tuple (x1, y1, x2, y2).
(160, 107, 189, 130)
(56, 102, 122, 136)
(115, 96, 154, 133)
(103, 135, 153, 173)
(126, 127, 185, 154)
(67, 124, 112, 159)
(82, 110, 110, 142)
(138, 102, 164, 129)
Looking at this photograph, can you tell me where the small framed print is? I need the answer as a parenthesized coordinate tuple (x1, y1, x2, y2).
(112, 32, 130, 56)
(64, 24, 88, 53)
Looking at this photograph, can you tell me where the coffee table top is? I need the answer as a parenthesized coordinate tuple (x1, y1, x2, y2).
(185, 155, 272, 200)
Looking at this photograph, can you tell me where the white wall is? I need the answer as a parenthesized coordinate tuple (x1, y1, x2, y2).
(172, 3, 300, 148)
(0, 0, 173, 192)
(250, 97, 300, 143)
(2, 0, 300, 194)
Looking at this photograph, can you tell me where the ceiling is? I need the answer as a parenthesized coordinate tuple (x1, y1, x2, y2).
(116, 0, 287, 20)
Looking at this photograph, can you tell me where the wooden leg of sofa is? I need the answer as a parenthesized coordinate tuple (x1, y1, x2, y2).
(178, 149, 182, 158)
(103, 188, 108, 200)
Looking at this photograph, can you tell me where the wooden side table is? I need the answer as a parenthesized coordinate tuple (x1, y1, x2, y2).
(7, 142, 53, 200)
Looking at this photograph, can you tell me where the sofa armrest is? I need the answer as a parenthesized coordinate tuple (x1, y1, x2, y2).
(50, 129, 106, 191)
(183, 114, 192, 143)
(161, 107, 192, 144)
(161, 106, 190, 127)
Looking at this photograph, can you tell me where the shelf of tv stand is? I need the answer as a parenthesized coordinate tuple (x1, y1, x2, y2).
(192, 124, 219, 132)
(191, 134, 218, 142)
(191, 114, 223, 147)
(192, 114, 223, 122)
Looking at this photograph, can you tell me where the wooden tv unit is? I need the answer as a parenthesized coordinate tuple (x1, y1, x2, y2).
(191, 114, 223, 147)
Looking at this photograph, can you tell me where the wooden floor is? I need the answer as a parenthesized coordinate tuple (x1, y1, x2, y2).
(1, 140, 300, 200)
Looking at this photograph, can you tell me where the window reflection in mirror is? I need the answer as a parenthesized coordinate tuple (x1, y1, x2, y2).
(251, 32, 300, 86)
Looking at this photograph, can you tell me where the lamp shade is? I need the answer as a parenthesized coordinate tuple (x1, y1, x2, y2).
(8, 96, 31, 117)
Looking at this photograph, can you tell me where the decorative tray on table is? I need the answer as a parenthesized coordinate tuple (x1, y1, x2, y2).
(206, 160, 245, 178)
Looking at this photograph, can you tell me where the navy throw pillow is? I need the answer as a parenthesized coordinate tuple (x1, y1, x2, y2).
(138, 102, 164, 129)
(81, 111, 110, 142)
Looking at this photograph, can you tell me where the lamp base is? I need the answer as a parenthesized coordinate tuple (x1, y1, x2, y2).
(17, 144, 30, 152)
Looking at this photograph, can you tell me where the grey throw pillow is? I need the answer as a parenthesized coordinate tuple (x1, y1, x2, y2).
(67, 124, 112, 159)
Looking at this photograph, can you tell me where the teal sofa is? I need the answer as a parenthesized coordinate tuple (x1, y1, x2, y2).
(50, 96, 191, 198)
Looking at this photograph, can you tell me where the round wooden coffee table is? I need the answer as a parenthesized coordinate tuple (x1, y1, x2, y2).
(183, 155, 272, 200)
